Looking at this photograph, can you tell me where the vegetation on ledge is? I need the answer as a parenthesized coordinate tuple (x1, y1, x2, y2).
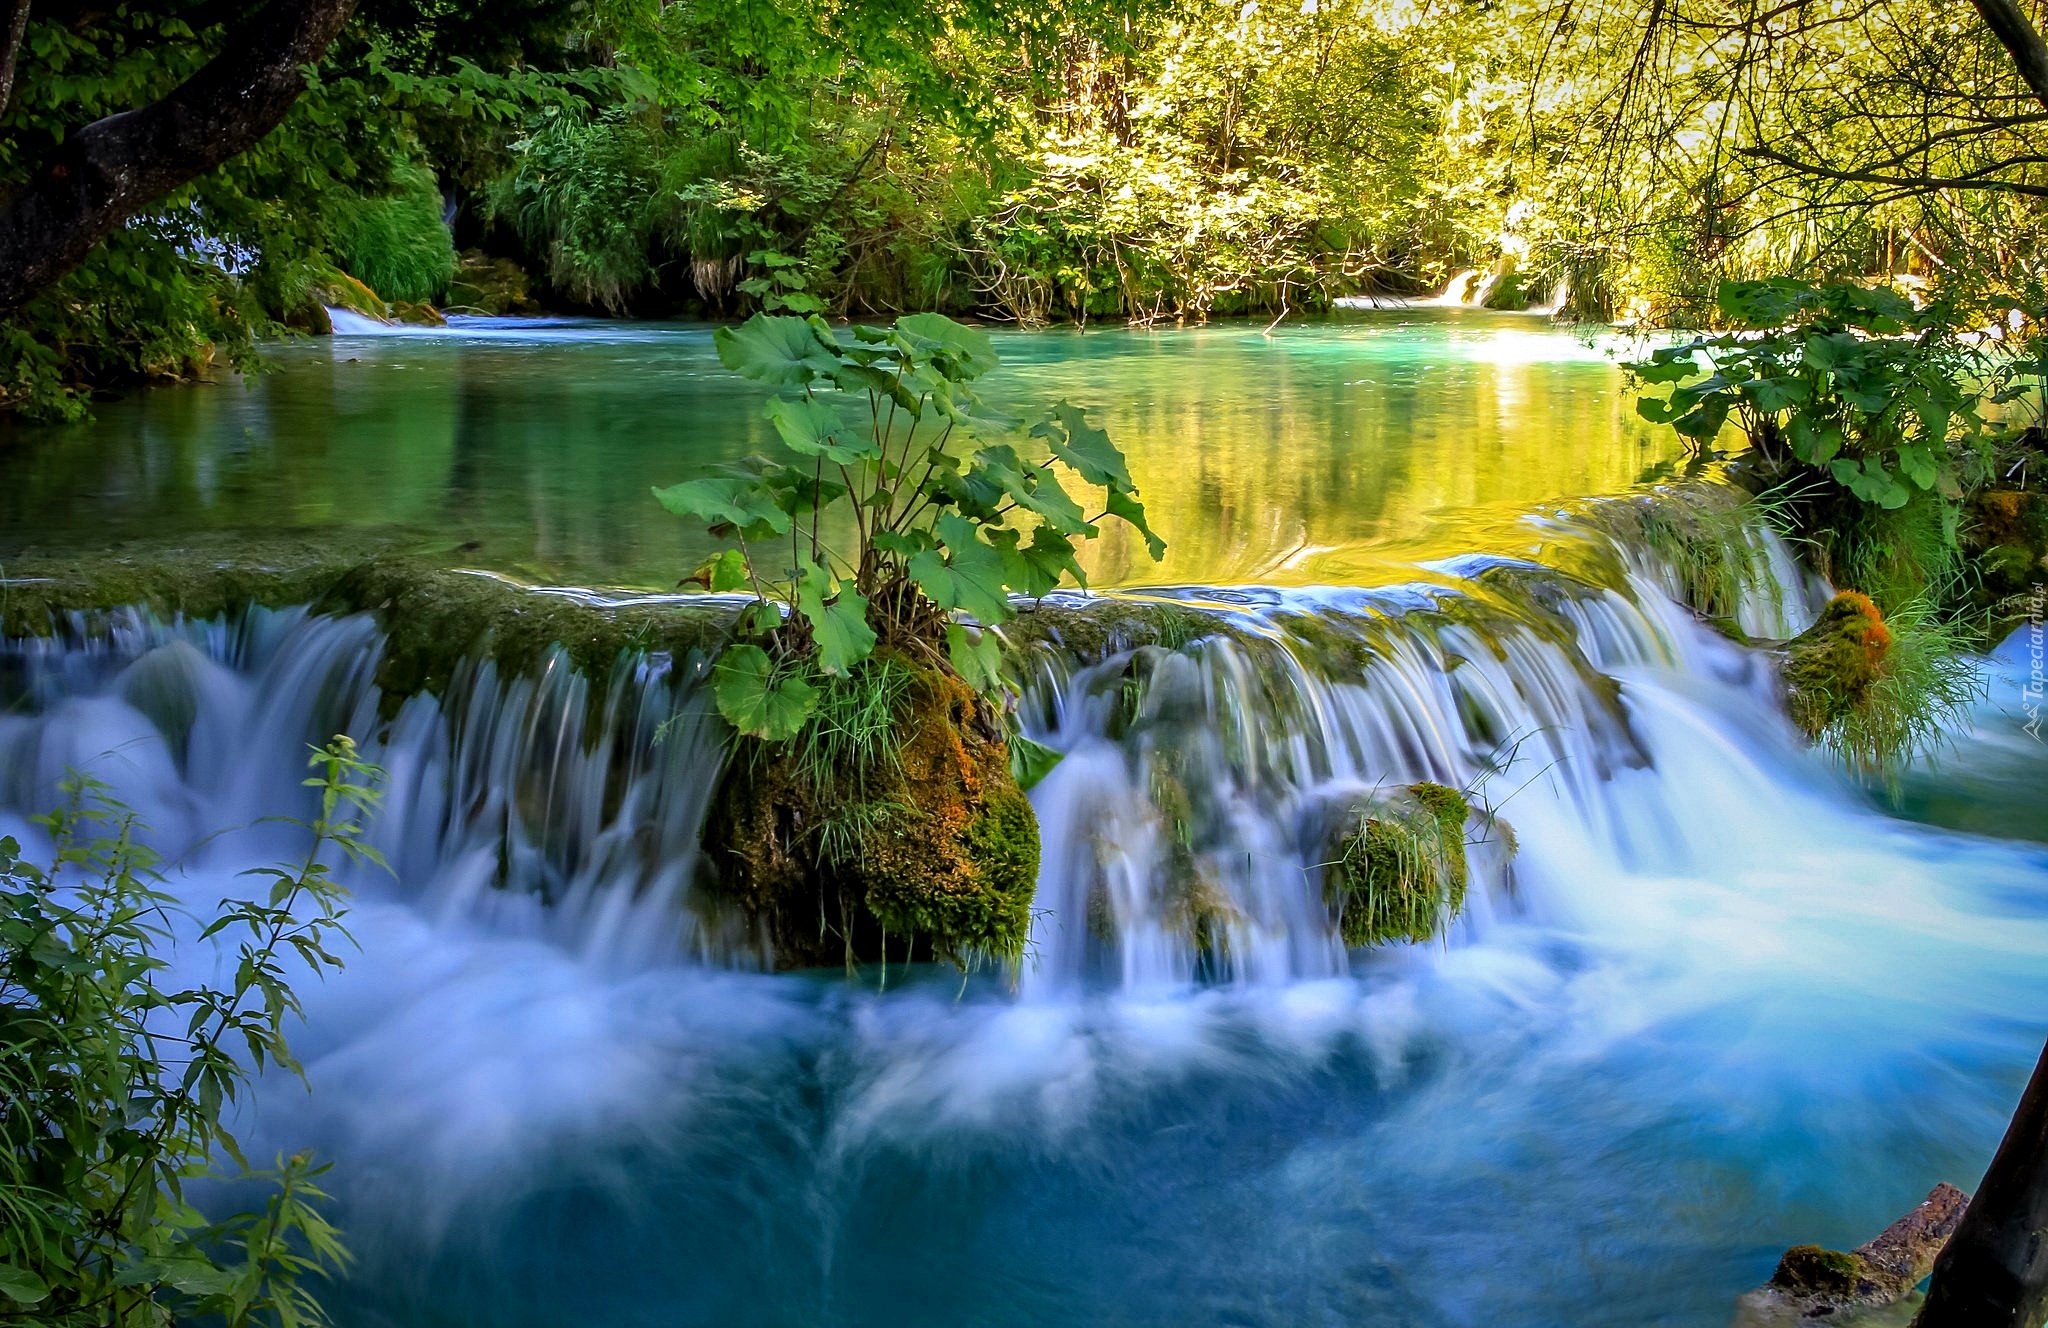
(1625, 277, 2043, 775)
(655, 311, 1163, 970)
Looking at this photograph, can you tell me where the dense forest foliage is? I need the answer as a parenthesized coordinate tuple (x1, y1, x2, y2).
(1, 0, 2045, 418)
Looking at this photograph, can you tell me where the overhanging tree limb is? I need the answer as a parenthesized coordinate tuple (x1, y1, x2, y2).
(1967, 0, 2048, 111)
(0, 0, 357, 313)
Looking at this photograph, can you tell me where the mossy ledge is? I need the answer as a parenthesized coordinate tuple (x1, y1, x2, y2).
(0, 538, 736, 715)
(1320, 782, 1471, 948)
(1001, 595, 1239, 665)
(707, 653, 1039, 972)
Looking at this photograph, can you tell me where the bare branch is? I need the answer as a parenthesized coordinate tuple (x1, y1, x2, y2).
(1739, 142, 2048, 195)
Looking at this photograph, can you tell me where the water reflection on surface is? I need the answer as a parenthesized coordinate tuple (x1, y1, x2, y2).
(0, 311, 1677, 589)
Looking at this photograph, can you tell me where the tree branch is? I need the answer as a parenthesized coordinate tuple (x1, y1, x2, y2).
(0, 0, 357, 313)
(1738, 142, 2048, 196)
(1968, 0, 2048, 111)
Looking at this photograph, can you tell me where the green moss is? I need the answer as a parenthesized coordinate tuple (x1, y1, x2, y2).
(708, 654, 1041, 971)
(0, 537, 377, 637)
(1770, 1245, 1865, 1298)
(1570, 485, 1763, 618)
(315, 561, 730, 716)
(881, 778, 1038, 956)
(1325, 781, 1470, 948)
(1003, 597, 1231, 665)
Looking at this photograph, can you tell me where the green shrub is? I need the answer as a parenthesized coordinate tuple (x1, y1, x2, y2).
(333, 164, 457, 304)
(657, 311, 1164, 739)
(0, 739, 376, 1327)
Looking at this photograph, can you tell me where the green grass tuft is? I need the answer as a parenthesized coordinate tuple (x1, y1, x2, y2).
(333, 163, 456, 304)
(1816, 597, 1982, 783)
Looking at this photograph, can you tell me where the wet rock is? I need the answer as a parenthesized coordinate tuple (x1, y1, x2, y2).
(1734, 1183, 1970, 1324)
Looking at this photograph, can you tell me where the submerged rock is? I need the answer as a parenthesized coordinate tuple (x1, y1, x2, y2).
(707, 654, 1039, 971)
(1321, 781, 1471, 947)
(1780, 590, 1891, 739)
(1735, 1183, 1969, 1324)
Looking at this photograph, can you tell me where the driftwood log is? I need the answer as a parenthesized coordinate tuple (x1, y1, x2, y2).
(1915, 1038, 2048, 1328)
(1733, 1183, 1970, 1325)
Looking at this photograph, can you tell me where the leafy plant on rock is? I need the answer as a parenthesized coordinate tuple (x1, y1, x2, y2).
(654, 310, 1164, 741)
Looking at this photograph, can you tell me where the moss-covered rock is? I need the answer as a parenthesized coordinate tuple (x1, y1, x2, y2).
(1322, 781, 1470, 948)
(1781, 590, 1891, 739)
(314, 561, 730, 711)
(312, 268, 389, 321)
(707, 655, 1039, 970)
(1769, 1245, 1863, 1298)
(444, 252, 543, 316)
(389, 300, 447, 327)
(1961, 486, 2048, 635)
(0, 538, 374, 637)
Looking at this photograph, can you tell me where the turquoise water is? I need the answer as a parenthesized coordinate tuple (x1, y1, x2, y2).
(0, 310, 1675, 588)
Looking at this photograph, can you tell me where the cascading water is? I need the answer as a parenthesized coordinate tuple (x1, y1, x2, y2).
(3, 494, 2045, 1327)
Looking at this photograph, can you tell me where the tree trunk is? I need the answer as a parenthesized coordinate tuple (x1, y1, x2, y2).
(0, 0, 30, 119)
(1916, 1038, 2048, 1328)
(0, 0, 357, 313)
(1968, 0, 2048, 112)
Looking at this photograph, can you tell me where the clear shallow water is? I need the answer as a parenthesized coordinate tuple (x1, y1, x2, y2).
(1, 320, 2045, 1328)
(0, 310, 1678, 589)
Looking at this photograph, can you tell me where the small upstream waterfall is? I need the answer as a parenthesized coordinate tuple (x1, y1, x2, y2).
(7, 495, 2048, 1328)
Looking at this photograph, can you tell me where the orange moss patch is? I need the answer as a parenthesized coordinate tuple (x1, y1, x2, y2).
(1782, 590, 1892, 738)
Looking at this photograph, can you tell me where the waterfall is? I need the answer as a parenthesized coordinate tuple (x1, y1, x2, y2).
(10, 491, 2048, 1328)
(0, 491, 1823, 985)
